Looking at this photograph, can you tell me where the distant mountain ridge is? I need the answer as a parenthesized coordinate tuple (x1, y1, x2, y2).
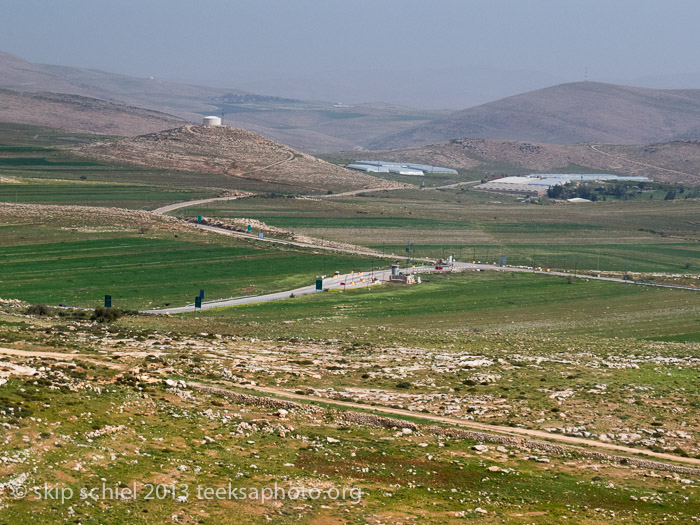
(0, 50, 235, 119)
(370, 82, 700, 150)
(0, 88, 185, 136)
(0, 50, 444, 153)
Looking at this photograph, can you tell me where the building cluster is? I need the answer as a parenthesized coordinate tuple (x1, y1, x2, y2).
(346, 160, 458, 176)
(474, 173, 650, 197)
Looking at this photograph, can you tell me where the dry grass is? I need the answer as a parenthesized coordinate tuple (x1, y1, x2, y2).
(0, 88, 184, 136)
(349, 138, 700, 184)
(74, 125, 402, 193)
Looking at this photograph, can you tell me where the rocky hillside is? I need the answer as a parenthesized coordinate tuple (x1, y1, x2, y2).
(74, 125, 401, 193)
(350, 138, 700, 185)
(371, 82, 700, 150)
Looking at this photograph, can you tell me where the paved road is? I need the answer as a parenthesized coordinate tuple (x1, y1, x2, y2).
(145, 189, 696, 316)
(142, 265, 436, 314)
(453, 262, 700, 291)
(143, 262, 697, 314)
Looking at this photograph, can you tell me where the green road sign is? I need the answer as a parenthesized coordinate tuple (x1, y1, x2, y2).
(316, 279, 323, 290)
(197, 216, 202, 223)
(104, 295, 112, 308)
(195, 296, 202, 309)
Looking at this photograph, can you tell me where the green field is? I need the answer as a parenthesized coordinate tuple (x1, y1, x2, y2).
(170, 191, 700, 274)
(2, 364, 697, 523)
(4, 102, 700, 523)
(0, 181, 213, 209)
(0, 217, 376, 310)
(172, 271, 700, 342)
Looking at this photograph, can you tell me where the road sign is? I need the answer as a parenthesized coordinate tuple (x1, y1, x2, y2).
(195, 296, 202, 309)
(199, 289, 205, 300)
(247, 224, 252, 232)
(316, 279, 323, 290)
(197, 215, 202, 223)
(258, 232, 264, 239)
(104, 295, 111, 308)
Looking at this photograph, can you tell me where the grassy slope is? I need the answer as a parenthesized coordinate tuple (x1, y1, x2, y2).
(0, 208, 375, 310)
(2, 368, 697, 523)
(186, 271, 700, 343)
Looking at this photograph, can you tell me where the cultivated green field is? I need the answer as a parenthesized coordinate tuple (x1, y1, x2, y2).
(0, 206, 376, 309)
(172, 191, 700, 274)
(160, 271, 700, 343)
(0, 180, 212, 209)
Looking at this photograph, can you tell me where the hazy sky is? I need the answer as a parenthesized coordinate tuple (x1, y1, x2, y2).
(2, 0, 700, 108)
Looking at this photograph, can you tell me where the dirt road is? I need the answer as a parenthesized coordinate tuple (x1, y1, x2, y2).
(197, 379, 700, 469)
(3, 343, 698, 469)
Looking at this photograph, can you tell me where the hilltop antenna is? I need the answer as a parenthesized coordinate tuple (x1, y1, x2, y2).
(221, 110, 225, 126)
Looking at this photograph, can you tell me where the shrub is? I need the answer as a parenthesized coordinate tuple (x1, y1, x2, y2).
(25, 304, 52, 316)
(91, 306, 123, 323)
(396, 381, 411, 389)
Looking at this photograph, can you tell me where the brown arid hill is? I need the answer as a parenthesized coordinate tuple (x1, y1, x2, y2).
(370, 82, 700, 150)
(0, 88, 185, 136)
(0, 50, 233, 120)
(349, 138, 700, 185)
(0, 50, 444, 153)
(74, 125, 401, 193)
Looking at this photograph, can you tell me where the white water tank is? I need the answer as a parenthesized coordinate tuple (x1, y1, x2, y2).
(202, 116, 222, 126)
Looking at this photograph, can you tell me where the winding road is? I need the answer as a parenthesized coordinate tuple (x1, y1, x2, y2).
(145, 188, 697, 315)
